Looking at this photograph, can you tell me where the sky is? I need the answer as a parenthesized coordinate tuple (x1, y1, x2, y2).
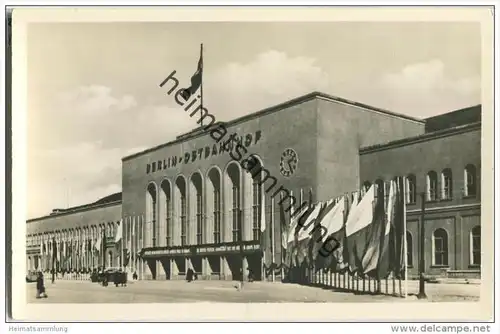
(26, 21, 481, 219)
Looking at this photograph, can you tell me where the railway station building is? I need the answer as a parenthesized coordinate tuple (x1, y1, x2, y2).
(26, 91, 482, 281)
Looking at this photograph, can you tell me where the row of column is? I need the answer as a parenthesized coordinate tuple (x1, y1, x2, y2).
(143, 255, 251, 281)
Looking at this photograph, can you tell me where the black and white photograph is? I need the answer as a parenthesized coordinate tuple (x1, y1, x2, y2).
(9, 6, 495, 323)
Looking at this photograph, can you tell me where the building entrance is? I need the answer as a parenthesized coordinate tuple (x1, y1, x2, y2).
(190, 256, 202, 277)
(226, 255, 243, 281)
(246, 253, 262, 281)
(207, 255, 221, 279)
(159, 258, 171, 280)
(146, 259, 157, 280)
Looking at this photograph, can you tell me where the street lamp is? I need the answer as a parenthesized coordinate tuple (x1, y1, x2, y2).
(417, 192, 427, 299)
(239, 208, 244, 290)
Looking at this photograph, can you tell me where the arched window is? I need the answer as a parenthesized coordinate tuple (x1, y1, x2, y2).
(190, 172, 204, 245)
(464, 164, 477, 197)
(175, 176, 187, 246)
(433, 228, 449, 266)
(225, 162, 242, 242)
(441, 168, 453, 200)
(406, 232, 413, 267)
(426, 171, 438, 201)
(146, 182, 158, 247)
(470, 226, 481, 266)
(160, 180, 172, 247)
(406, 174, 417, 204)
(207, 167, 222, 244)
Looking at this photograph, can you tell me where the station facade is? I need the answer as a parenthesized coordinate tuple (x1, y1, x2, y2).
(26, 92, 482, 281)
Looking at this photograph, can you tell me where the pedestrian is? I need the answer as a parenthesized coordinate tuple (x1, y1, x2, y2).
(133, 271, 138, 280)
(248, 268, 254, 283)
(186, 268, 193, 282)
(102, 275, 108, 287)
(36, 272, 47, 299)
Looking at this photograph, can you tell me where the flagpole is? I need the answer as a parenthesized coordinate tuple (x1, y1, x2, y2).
(200, 43, 204, 128)
(271, 196, 275, 283)
(132, 217, 135, 275)
(403, 177, 408, 298)
(261, 191, 266, 281)
(51, 237, 56, 283)
(281, 191, 288, 281)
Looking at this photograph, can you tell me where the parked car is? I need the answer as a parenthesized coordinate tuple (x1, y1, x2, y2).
(97, 268, 127, 287)
(26, 271, 38, 283)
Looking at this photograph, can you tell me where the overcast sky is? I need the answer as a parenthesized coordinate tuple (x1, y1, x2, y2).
(27, 21, 481, 219)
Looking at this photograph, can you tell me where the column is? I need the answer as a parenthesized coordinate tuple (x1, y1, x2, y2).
(171, 258, 179, 280)
(202, 257, 212, 280)
(221, 256, 230, 280)
(185, 257, 191, 275)
(243, 255, 249, 281)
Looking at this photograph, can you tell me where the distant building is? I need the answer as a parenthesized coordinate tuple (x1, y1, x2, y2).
(26, 92, 481, 281)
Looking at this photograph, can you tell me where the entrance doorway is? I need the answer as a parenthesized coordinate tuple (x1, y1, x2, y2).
(146, 259, 157, 280)
(160, 258, 171, 280)
(207, 255, 221, 278)
(190, 256, 202, 277)
(174, 257, 186, 277)
(246, 253, 262, 281)
(226, 255, 243, 281)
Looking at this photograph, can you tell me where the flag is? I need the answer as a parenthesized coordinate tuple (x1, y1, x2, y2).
(362, 180, 396, 277)
(126, 239, 132, 262)
(278, 194, 289, 268)
(132, 217, 136, 266)
(309, 198, 336, 261)
(391, 178, 406, 278)
(52, 239, 57, 269)
(345, 185, 376, 274)
(284, 203, 309, 267)
(56, 241, 60, 264)
(311, 197, 346, 266)
(180, 44, 203, 100)
(280, 194, 288, 251)
(295, 202, 324, 266)
(376, 179, 399, 278)
(115, 220, 123, 243)
(63, 241, 66, 266)
(95, 235, 102, 252)
(327, 196, 349, 272)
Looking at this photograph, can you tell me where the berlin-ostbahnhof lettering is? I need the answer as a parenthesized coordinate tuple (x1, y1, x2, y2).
(25, 85, 482, 282)
(146, 130, 262, 174)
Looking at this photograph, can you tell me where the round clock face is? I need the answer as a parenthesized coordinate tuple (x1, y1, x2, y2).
(280, 148, 298, 177)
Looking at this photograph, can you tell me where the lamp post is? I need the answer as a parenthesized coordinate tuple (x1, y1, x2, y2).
(51, 237, 56, 284)
(239, 208, 244, 290)
(417, 192, 427, 299)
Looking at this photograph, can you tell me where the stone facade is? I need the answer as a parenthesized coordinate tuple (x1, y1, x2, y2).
(25, 91, 482, 281)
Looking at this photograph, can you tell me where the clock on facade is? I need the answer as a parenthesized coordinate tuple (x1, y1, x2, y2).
(279, 148, 298, 177)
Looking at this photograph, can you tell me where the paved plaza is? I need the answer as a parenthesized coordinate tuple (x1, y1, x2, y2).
(26, 279, 480, 303)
